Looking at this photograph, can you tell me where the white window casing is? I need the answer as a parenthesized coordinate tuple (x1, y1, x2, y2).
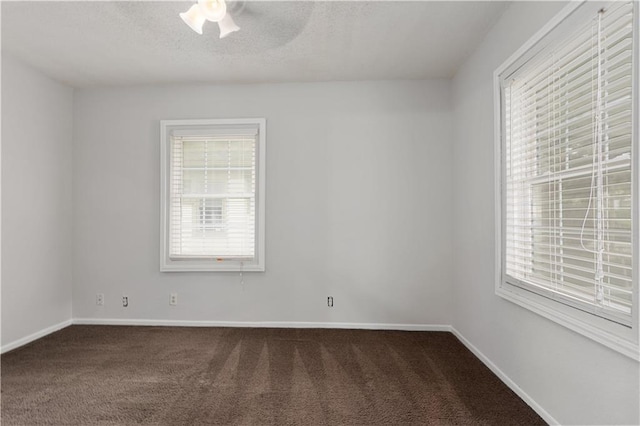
(160, 118, 266, 272)
(494, 1, 639, 360)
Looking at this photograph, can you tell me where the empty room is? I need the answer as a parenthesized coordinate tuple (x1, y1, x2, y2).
(1, 0, 639, 425)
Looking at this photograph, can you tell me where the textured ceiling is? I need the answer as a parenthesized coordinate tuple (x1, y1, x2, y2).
(1, 1, 509, 88)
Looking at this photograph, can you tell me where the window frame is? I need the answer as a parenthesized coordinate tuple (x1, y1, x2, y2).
(494, 0, 639, 360)
(160, 118, 266, 272)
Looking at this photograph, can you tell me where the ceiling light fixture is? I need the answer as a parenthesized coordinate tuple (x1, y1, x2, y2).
(180, 0, 240, 39)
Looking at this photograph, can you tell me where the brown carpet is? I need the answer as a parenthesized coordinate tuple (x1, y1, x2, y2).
(1, 326, 545, 425)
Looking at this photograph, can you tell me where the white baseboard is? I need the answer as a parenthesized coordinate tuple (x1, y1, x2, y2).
(450, 326, 558, 425)
(72, 318, 451, 332)
(1, 319, 73, 354)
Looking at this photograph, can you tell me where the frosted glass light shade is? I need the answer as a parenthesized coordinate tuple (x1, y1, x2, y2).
(218, 14, 240, 39)
(180, 4, 206, 35)
(198, 0, 227, 22)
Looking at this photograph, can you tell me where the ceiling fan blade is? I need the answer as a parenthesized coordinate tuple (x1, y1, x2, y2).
(218, 13, 240, 39)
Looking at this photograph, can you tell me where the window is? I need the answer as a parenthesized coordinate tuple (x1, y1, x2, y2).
(160, 119, 266, 271)
(495, 1, 638, 359)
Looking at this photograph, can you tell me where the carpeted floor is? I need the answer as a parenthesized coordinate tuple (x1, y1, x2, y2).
(1, 326, 545, 425)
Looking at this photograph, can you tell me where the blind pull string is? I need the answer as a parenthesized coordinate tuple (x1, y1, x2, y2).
(595, 9, 606, 304)
(579, 13, 601, 257)
(594, 9, 606, 303)
(578, 8, 606, 304)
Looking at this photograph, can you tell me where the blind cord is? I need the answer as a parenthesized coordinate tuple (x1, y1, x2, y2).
(579, 14, 601, 257)
(595, 9, 605, 304)
(579, 9, 606, 304)
(240, 261, 245, 290)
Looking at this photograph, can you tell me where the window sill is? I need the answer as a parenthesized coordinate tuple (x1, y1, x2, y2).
(160, 259, 264, 272)
(496, 285, 639, 362)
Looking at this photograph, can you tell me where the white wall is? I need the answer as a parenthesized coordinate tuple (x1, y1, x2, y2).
(1, 55, 74, 347)
(451, 2, 639, 425)
(72, 80, 453, 326)
(9, 6, 638, 421)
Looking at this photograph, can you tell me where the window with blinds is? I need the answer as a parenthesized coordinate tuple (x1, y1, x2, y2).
(170, 134, 255, 258)
(499, 1, 636, 327)
(160, 119, 266, 272)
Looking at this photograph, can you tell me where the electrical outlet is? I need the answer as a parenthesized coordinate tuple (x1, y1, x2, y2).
(96, 293, 104, 306)
(327, 296, 334, 307)
(170, 293, 178, 306)
(122, 295, 129, 307)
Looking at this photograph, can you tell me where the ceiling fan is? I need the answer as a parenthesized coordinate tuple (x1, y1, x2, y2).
(180, 0, 240, 39)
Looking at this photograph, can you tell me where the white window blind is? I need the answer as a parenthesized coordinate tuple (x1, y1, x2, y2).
(502, 1, 635, 325)
(160, 118, 265, 272)
(170, 132, 257, 260)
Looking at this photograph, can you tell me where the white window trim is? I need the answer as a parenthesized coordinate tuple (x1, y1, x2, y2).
(494, 1, 639, 361)
(160, 118, 266, 272)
